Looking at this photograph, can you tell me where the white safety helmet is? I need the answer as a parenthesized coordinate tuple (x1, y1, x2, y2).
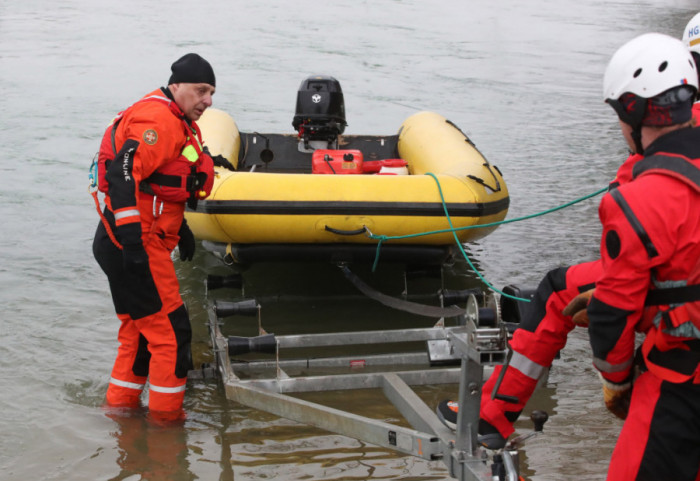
(603, 32, 697, 153)
(603, 32, 697, 104)
(683, 12, 700, 55)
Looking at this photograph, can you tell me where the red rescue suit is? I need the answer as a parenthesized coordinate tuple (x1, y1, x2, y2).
(589, 125, 700, 481)
(479, 155, 640, 437)
(92, 88, 214, 419)
(480, 105, 700, 440)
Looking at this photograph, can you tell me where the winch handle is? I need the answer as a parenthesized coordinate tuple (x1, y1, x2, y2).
(491, 348, 520, 404)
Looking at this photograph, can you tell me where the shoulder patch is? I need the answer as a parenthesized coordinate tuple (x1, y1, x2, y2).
(605, 229, 621, 259)
(143, 129, 158, 145)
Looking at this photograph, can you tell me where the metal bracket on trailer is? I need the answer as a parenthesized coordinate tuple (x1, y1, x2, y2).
(207, 294, 515, 480)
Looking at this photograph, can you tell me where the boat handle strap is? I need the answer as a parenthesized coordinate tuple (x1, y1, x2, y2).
(339, 265, 466, 318)
(325, 225, 368, 236)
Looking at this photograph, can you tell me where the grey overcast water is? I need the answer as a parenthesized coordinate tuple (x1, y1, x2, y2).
(1, 1, 698, 480)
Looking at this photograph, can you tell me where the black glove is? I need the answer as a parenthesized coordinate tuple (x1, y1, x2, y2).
(211, 154, 235, 171)
(122, 243, 150, 276)
(178, 219, 196, 261)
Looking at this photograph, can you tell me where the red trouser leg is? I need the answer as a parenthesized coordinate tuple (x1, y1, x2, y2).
(607, 371, 700, 481)
(481, 260, 603, 437)
(135, 307, 188, 416)
(106, 313, 149, 407)
(94, 219, 192, 418)
(141, 234, 191, 418)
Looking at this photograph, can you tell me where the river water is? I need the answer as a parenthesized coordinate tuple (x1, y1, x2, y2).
(1, 1, 698, 480)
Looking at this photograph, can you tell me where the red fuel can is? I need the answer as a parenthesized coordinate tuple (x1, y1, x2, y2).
(312, 149, 364, 174)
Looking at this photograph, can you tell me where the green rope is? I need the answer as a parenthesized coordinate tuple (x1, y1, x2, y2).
(369, 172, 607, 302)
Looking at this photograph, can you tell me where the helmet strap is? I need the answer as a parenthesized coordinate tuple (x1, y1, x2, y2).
(607, 95, 647, 154)
(630, 128, 644, 155)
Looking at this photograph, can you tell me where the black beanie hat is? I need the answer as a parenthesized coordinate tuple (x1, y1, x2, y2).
(168, 53, 216, 87)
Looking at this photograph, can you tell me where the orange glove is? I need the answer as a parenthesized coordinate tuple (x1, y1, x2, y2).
(562, 288, 594, 327)
(599, 374, 632, 420)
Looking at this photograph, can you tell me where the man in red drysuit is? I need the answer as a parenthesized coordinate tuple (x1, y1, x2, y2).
(93, 53, 216, 422)
(437, 17, 700, 454)
(586, 32, 700, 480)
(437, 158, 641, 448)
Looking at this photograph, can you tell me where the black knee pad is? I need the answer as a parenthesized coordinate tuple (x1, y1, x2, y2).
(168, 304, 193, 378)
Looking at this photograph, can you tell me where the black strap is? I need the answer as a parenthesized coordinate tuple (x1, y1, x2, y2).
(629, 154, 700, 304)
(339, 265, 465, 318)
(110, 117, 122, 157)
(632, 154, 700, 191)
(609, 188, 659, 259)
(145, 172, 183, 188)
(141, 172, 202, 191)
(324, 226, 367, 236)
(646, 343, 700, 375)
(645, 284, 700, 306)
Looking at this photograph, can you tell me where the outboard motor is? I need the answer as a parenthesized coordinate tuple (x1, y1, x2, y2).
(292, 75, 347, 149)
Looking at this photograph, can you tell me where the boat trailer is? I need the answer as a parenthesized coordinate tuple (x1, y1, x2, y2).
(201, 274, 546, 481)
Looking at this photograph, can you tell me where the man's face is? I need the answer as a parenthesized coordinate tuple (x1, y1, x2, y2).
(171, 83, 216, 121)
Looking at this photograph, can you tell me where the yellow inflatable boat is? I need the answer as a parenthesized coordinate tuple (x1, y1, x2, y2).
(186, 76, 509, 265)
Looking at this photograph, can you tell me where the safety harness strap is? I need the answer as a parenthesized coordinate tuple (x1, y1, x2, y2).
(642, 331, 700, 383)
(632, 154, 700, 192)
(631, 155, 700, 305)
(141, 172, 204, 192)
(609, 154, 700, 261)
(626, 154, 700, 382)
(646, 284, 700, 305)
(91, 190, 122, 249)
(609, 188, 659, 259)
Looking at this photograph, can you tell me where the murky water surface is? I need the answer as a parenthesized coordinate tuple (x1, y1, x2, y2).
(1, 1, 697, 479)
